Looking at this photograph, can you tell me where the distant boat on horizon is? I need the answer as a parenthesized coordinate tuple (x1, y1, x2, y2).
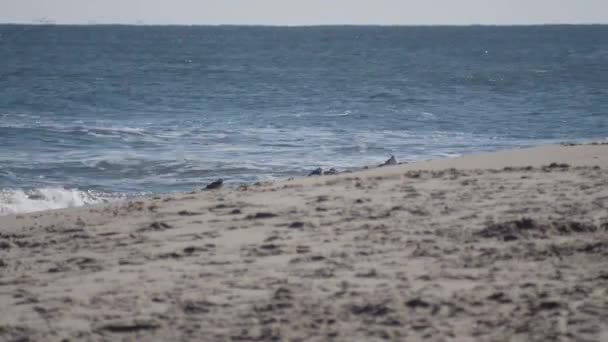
(32, 17, 56, 25)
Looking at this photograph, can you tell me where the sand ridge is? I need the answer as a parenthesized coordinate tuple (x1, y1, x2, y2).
(1, 144, 608, 341)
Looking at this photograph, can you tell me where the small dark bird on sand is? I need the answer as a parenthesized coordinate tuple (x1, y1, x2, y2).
(205, 179, 223, 190)
(307, 168, 323, 176)
(380, 155, 397, 167)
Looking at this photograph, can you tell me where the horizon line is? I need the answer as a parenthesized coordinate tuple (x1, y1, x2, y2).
(1, 22, 607, 28)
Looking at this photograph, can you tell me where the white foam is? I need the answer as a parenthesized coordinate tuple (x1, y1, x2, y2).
(87, 126, 146, 136)
(0, 188, 114, 216)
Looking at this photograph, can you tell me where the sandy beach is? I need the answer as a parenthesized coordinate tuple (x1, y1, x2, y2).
(1, 143, 607, 341)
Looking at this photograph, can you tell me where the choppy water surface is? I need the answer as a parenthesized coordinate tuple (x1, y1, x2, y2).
(1, 25, 607, 214)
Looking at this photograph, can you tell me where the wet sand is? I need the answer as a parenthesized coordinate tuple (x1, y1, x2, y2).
(1, 143, 608, 341)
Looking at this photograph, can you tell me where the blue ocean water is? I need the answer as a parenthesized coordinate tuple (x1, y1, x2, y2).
(1, 25, 607, 214)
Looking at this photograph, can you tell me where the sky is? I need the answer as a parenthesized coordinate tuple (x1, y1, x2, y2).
(1, 0, 607, 25)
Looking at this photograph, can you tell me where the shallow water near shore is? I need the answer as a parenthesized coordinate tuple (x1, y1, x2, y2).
(1, 25, 607, 214)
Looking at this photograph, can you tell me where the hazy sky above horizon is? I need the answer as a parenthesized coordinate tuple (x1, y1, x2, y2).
(1, 0, 607, 25)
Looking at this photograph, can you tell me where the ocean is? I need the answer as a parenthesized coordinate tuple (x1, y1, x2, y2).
(1, 25, 607, 214)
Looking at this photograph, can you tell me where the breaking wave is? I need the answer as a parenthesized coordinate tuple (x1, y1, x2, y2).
(0, 188, 121, 216)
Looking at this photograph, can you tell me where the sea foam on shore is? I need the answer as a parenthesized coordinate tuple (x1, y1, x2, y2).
(0, 188, 114, 216)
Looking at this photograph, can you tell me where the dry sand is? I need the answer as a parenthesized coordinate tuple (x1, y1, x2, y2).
(1, 143, 608, 341)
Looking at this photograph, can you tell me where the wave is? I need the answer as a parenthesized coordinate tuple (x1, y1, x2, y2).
(0, 123, 147, 137)
(0, 114, 148, 138)
(0, 187, 120, 216)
